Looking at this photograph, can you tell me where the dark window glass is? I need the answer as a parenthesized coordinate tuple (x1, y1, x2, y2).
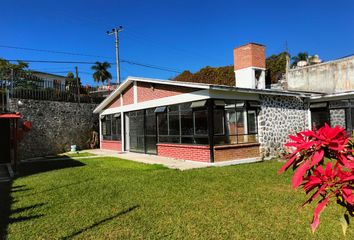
(311, 108, 329, 129)
(111, 116, 121, 140)
(168, 105, 180, 135)
(103, 115, 112, 140)
(214, 109, 225, 135)
(194, 110, 208, 135)
(181, 110, 193, 135)
(145, 108, 157, 154)
(157, 113, 168, 136)
(247, 109, 257, 134)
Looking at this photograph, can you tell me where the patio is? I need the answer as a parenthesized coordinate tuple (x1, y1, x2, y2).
(84, 149, 262, 170)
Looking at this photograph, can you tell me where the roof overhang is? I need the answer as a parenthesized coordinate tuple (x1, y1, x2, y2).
(310, 91, 354, 102)
(93, 76, 211, 113)
(93, 76, 315, 114)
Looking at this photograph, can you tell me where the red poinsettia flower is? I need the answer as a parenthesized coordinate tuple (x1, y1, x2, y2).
(302, 162, 354, 232)
(279, 124, 354, 233)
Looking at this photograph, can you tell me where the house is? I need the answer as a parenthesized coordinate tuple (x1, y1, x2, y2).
(31, 71, 66, 89)
(93, 43, 354, 163)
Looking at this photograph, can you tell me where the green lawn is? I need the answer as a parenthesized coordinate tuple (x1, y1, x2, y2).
(1, 157, 352, 239)
(59, 152, 97, 158)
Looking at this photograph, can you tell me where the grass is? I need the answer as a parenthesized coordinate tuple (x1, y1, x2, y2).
(43, 152, 97, 159)
(1, 157, 353, 239)
(60, 151, 97, 158)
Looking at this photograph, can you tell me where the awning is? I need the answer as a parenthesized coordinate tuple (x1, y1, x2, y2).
(310, 102, 328, 108)
(248, 101, 261, 108)
(154, 106, 167, 113)
(113, 113, 121, 118)
(191, 100, 207, 108)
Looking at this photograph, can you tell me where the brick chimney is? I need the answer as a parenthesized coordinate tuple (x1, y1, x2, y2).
(233, 43, 266, 89)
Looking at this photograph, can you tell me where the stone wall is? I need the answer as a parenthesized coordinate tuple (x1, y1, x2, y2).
(9, 98, 98, 160)
(258, 95, 309, 157)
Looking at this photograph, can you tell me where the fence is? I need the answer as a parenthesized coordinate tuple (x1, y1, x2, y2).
(0, 69, 107, 112)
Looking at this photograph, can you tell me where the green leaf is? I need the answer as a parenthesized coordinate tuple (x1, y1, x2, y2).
(339, 214, 350, 235)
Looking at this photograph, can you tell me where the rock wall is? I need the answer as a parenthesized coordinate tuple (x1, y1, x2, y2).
(9, 98, 98, 160)
(258, 95, 309, 157)
(330, 109, 346, 128)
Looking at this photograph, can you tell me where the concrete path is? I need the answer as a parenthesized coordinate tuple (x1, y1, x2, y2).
(84, 149, 262, 170)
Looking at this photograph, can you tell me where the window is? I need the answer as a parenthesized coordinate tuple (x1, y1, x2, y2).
(194, 110, 208, 135)
(213, 109, 225, 135)
(101, 114, 121, 140)
(156, 101, 209, 145)
(214, 99, 259, 145)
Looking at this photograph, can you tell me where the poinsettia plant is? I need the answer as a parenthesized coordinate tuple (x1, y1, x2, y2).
(279, 123, 354, 234)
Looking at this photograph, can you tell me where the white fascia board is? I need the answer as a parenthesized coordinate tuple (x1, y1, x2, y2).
(309, 91, 354, 102)
(127, 76, 211, 89)
(101, 89, 210, 115)
(209, 89, 260, 100)
(93, 79, 132, 113)
(93, 77, 210, 113)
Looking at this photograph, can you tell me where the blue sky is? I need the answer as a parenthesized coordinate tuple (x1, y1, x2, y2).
(1, 0, 353, 86)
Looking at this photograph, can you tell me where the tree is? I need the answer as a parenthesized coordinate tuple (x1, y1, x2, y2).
(266, 52, 287, 84)
(174, 65, 235, 86)
(291, 52, 309, 67)
(91, 61, 112, 84)
(0, 58, 41, 88)
(65, 72, 80, 92)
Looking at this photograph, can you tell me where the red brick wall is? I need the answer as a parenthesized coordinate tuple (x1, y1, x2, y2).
(105, 96, 121, 109)
(157, 143, 210, 162)
(213, 143, 260, 162)
(234, 43, 265, 70)
(101, 140, 122, 151)
(122, 84, 134, 105)
(137, 82, 196, 103)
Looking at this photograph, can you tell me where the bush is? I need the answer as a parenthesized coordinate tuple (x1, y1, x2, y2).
(279, 124, 354, 234)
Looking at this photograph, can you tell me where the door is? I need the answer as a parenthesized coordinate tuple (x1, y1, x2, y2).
(129, 110, 145, 153)
(145, 108, 157, 154)
(124, 113, 130, 151)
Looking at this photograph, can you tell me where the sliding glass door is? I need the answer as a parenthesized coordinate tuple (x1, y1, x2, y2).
(127, 108, 157, 154)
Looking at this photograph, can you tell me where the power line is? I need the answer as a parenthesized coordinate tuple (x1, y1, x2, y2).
(0, 44, 111, 59)
(6, 59, 182, 73)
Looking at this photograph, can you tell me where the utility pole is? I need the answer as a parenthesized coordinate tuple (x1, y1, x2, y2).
(285, 41, 290, 85)
(75, 66, 80, 104)
(107, 26, 123, 85)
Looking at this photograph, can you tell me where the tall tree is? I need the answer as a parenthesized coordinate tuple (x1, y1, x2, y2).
(266, 52, 287, 84)
(91, 61, 112, 84)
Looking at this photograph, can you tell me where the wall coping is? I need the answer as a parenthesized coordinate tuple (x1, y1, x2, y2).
(214, 142, 260, 150)
(157, 143, 209, 149)
(101, 140, 122, 143)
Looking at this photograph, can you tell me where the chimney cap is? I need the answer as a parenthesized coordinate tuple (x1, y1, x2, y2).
(234, 42, 266, 49)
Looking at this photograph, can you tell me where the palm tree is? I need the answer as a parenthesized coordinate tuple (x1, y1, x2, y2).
(291, 52, 309, 67)
(91, 61, 112, 84)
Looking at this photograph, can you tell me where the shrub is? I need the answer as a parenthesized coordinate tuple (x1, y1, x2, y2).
(279, 124, 354, 234)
